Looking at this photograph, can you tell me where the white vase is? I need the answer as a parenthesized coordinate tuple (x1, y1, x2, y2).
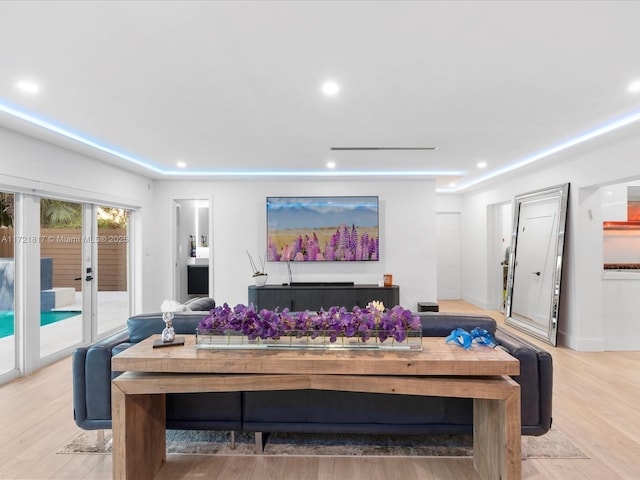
(254, 274, 268, 286)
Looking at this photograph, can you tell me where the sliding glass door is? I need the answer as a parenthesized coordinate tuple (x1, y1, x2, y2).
(95, 206, 129, 336)
(0, 192, 15, 377)
(38, 201, 131, 359)
(0, 192, 133, 383)
(39, 199, 83, 358)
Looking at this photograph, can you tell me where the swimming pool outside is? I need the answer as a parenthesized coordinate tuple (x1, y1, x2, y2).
(0, 311, 81, 338)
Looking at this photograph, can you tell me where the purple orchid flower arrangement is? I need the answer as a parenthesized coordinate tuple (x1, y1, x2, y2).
(197, 301, 421, 345)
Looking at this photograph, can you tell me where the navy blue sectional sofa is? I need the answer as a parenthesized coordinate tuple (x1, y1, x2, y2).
(72, 299, 553, 444)
(72, 297, 241, 432)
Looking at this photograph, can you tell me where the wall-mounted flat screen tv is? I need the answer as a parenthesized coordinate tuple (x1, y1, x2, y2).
(267, 196, 379, 262)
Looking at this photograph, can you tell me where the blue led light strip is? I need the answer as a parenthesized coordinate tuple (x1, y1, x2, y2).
(445, 108, 640, 192)
(3, 98, 639, 185)
(0, 99, 165, 174)
(0, 98, 461, 178)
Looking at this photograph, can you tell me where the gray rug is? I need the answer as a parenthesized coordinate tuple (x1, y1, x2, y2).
(59, 428, 587, 459)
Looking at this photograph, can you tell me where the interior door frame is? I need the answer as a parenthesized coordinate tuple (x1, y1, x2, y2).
(172, 197, 212, 303)
(505, 183, 569, 346)
(82, 203, 97, 343)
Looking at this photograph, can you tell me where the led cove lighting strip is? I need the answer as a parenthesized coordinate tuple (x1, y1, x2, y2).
(0, 99, 165, 174)
(163, 169, 464, 177)
(0, 99, 460, 178)
(3, 99, 639, 185)
(445, 107, 640, 192)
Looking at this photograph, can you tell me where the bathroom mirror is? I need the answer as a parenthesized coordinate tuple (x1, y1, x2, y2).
(505, 183, 569, 346)
(173, 199, 210, 302)
(196, 203, 209, 253)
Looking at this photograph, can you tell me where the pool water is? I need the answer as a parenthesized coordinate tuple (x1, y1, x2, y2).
(0, 311, 81, 338)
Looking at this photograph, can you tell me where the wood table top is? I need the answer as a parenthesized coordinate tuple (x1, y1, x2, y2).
(112, 335, 519, 377)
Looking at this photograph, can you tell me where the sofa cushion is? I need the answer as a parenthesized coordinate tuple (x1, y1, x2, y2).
(166, 392, 243, 431)
(183, 297, 216, 311)
(243, 389, 475, 434)
(417, 312, 496, 337)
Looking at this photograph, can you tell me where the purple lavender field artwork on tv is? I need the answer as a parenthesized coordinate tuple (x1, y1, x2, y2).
(267, 196, 379, 262)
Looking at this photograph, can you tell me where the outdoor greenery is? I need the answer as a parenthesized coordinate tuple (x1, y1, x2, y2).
(40, 200, 82, 228)
(0, 194, 127, 229)
(97, 207, 128, 229)
(39, 200, 127, 229)
(0, 193, 13, 228)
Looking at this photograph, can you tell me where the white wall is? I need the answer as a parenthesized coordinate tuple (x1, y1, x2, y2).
(459, 124, 640, 351)
(149, 179, 437, 311)
(436, 193, 463, 213)
(0, 128, 151, 208)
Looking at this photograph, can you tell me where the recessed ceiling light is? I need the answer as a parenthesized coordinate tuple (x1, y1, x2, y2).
(629, 80, 640, 93)
(321, 81, 340, 96)
(176, 161, 187, 168)
(327, 161, 336, 169)
(477, 161, 488, 169)
(16, 79, 40, 95)
(448, 182, 457, 188)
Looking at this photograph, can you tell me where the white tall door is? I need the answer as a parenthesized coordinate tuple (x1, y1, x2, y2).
(437, 213, 461, 300)
(511, 199, 558, 327)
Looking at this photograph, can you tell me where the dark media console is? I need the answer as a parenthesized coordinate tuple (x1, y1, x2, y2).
(247, 284, 399, 311)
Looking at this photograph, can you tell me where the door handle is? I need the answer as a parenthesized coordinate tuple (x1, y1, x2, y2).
(532, 271, 541, 276)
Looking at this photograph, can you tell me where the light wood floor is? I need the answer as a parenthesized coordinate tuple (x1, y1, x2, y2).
(1, 300, 639, 479)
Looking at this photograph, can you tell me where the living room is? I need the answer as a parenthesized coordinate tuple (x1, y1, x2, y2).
(1, 1, 640, 479)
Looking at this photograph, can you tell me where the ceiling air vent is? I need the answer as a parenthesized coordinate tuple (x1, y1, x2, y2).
(330, 147, 437, 151)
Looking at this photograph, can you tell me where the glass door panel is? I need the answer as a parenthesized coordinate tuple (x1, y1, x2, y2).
(39, 199, 83, 357)
(0, 192, 16, 376)
(96, 206, 129, 335)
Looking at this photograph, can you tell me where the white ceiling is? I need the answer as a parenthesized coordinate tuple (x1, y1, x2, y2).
(1, 0, 640, 191)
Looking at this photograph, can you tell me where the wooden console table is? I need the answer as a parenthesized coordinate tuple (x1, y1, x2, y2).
(111, 336, 521, 480)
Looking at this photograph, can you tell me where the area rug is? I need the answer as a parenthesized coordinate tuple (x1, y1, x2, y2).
(58, 428, 587, 459)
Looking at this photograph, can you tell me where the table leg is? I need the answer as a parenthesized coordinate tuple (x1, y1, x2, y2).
(473, 386, 521, 480)
(112, 383, 166, 480)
